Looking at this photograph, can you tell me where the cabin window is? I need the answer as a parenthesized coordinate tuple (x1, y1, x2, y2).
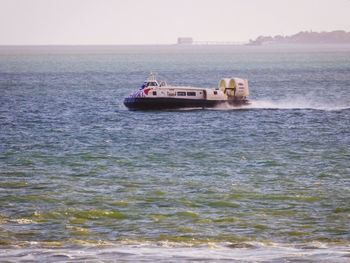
(168, 90, 175, 96)
(177, 91, 186, 96)
(152, 91, 157, 96)
(147, 82, 158, 87)
(213, 91, 218, 95)
(187, 92, 196, 96)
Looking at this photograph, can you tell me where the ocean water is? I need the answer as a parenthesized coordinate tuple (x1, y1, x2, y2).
(0, 45, 349, 262)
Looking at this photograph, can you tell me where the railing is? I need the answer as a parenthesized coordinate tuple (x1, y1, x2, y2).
(192, 41, 247, 45)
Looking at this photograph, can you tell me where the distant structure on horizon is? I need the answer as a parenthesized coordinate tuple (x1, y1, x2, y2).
(177, 37, 193, 45)
(248, 30, 350, 45)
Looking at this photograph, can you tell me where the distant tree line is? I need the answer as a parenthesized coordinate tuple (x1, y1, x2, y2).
(248, 30, 350, 45)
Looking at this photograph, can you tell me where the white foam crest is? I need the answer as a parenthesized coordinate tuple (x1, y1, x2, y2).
(212, 98, 350, 111)
(247, 98, 350, 111)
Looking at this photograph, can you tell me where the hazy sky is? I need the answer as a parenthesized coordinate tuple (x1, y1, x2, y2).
(0, 0, 349, 45)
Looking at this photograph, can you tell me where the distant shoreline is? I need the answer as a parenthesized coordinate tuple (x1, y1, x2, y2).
(248, 30, 350, 45)
(1, 43, 350, 55)
(2, 31, 350, 48)
(2, 43, 350, 48)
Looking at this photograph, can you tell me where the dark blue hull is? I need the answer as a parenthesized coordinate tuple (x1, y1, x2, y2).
(123, 97, 249, 110)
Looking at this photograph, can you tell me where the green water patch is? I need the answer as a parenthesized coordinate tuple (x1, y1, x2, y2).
(69, 217, 88, 224)
(185, 180, 202, 189)
(88, 165, 108, 175)
(177, 227, 196, 233)
(110, 200, 129, 207)
(149, 213, 169, 222)
(228, 191, 321, 203)
(33, 211, 68, 223)
(18, 158, 35, 166)
(150, 190, 166, 196)
(213, 217, 239, 224)
(73, 210, 126, 220)
(195, 218, 213, 224)
(327, 227, 350, 235)
(264, 209, 298, 217)
(120, 182, 141, 190)
(253, 224, 268, 231)
(144, 189, 166, 202)
(285, 231, 311, 237)
(176, 197, 202, 208)
(144, 196, 167, 203)
(260, 159, 284, 167)
(227, 193, 244, 200)
(213, 171, 230, 177)
(0, 215, 8, 224)
(22, 194, 58, 203)
(0, 171, 28, 177)
(206, 201, 240, 208)
(149, 211, 201, 222)
(293, 196, 321, 202)
(333, 207, 350, 213)
(33, 209, 126, 223)
(175, 211, 199, 219)
(0, 181, 29, 188)
(258, 194, 321, 202)
(318, 172, 331, 179)
(0, 239, 12, 246)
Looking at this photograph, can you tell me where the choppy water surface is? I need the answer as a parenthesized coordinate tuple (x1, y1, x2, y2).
(0, 45, 350, 262)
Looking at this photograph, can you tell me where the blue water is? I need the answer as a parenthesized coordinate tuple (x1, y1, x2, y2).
(0, 45, 350, 262)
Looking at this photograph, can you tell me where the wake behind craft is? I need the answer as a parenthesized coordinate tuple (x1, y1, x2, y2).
(124, 73, 249, 110)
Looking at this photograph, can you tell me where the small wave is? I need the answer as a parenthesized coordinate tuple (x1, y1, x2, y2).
(1, 241, 349, 262)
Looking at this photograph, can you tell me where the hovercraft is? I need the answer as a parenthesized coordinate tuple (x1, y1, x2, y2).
(123, 73, 249, 110)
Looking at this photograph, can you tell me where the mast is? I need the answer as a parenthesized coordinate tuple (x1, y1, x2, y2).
(147, 72, 156, 82)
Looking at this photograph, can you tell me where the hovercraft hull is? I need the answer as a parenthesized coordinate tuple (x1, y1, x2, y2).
(123, 97, 249, 110)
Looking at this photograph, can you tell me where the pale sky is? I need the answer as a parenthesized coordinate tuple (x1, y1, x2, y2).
(0, 0, 349, 45)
